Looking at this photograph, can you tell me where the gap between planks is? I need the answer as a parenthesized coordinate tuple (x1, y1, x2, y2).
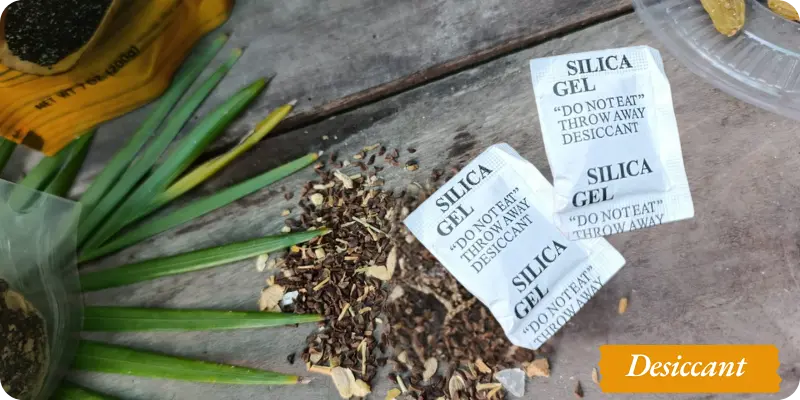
(270, 4, 634, 138)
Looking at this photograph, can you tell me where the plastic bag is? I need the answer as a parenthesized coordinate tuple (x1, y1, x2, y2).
(0, 179, 82, 400)
(0, 0, 233, 155)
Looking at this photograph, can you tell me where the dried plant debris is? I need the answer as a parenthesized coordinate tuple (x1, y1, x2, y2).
(0, 280, 48, 400)
(592, 367, 599, 385)
(385, 388, 402, 400)
(270, 144, 558, 399)
(258, 284, 285, 312)
(256, 254, 269, 272)
(618, 297, 628, 314)
(383, 189, 541, 399)
(274, 154, 405, 388)
(526, 358, 550, 378)
(332, 366, 356, 398)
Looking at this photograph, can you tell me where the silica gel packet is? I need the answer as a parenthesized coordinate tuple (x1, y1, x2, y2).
(530, 46, 694, 240)
(404, 144, 625, 349)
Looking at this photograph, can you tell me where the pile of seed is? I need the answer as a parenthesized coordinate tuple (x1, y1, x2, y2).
(270, 149, 412, 394)
(0, 279, 48, 400)
(267, 144, 550, 399)
(4, 0, 112, 66)
(383, 192, 548, 400)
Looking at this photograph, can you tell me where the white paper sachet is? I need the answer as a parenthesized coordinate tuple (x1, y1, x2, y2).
(530, 46, 694, 240)
(404, 144, 625, 350)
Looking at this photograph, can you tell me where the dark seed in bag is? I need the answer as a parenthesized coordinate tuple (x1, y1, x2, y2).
(0, 279, 48, 400)
(4, 0, 113, 66)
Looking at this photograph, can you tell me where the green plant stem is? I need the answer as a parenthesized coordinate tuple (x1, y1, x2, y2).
(73, 341, 301, 385)
(78, 34, 229, 220)
(79, 153, 318, 262)
(140, 100, 296, 218)
(79, 229, 328, 291)
(78, 48, 244, 248)
(82, 78, 267, 251)
(82, 307, 322, 331)
(6, 140, 77, 210)
(0, 137, 17, 174)
(46, 131, 95, 197)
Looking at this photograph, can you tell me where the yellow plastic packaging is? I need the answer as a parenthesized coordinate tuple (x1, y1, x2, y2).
(0, 0, 233, 155)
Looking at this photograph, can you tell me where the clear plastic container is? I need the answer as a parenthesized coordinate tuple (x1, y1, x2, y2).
(635, 0, 800, 120)
(0, 180, 83, 399)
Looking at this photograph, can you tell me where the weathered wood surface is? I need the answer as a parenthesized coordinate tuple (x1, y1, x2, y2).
(0, 0, 631, 184)
(67, 14, 800, 399)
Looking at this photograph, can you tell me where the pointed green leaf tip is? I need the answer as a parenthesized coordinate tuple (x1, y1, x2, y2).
(79, 153, 319, 262)
(78, 34, 230, 220)
(79, 229, 328, 291)
(82, 307, 322, 332)
(73, 341, 300, 385)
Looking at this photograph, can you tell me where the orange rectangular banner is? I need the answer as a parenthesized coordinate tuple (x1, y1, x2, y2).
(599, 345, 781, 393)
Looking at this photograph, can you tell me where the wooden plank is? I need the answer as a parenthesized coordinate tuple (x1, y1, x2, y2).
(0, 0, 630, 184)
(75, 14, 799, 400)
(202, 0, 632, 138)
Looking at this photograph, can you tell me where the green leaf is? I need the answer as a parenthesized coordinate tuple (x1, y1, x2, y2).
(0, 137, 17, 174)
(77, 48, 244, 248)
(78, 34, 229, 220)
(82, 307, 322, 332)
(79, 229, 327, 291)
(45, 131, 96, 197)
(7, 140, 77, 210)
(52, 382, 118, 400)
(79, 153, 318, 262)
(82, 77, 268, 251)
(17, 144, 74, 190)
(73, 341, 300, 385)
(141, 100, 297, 218)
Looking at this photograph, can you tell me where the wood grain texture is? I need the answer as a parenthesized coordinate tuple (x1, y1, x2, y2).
(200, 0, 632, 140)
(0, 0, 630, 185)
(70, 14, 800, 399)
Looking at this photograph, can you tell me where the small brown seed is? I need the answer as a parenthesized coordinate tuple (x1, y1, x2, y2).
(574, 381, 584, 398)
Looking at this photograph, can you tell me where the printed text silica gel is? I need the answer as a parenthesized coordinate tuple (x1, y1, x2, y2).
(404, 144, 625, 349)
(530, 46, 694, 240)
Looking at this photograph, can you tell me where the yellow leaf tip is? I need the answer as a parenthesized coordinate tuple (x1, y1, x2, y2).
(288, 99, 298, 107)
